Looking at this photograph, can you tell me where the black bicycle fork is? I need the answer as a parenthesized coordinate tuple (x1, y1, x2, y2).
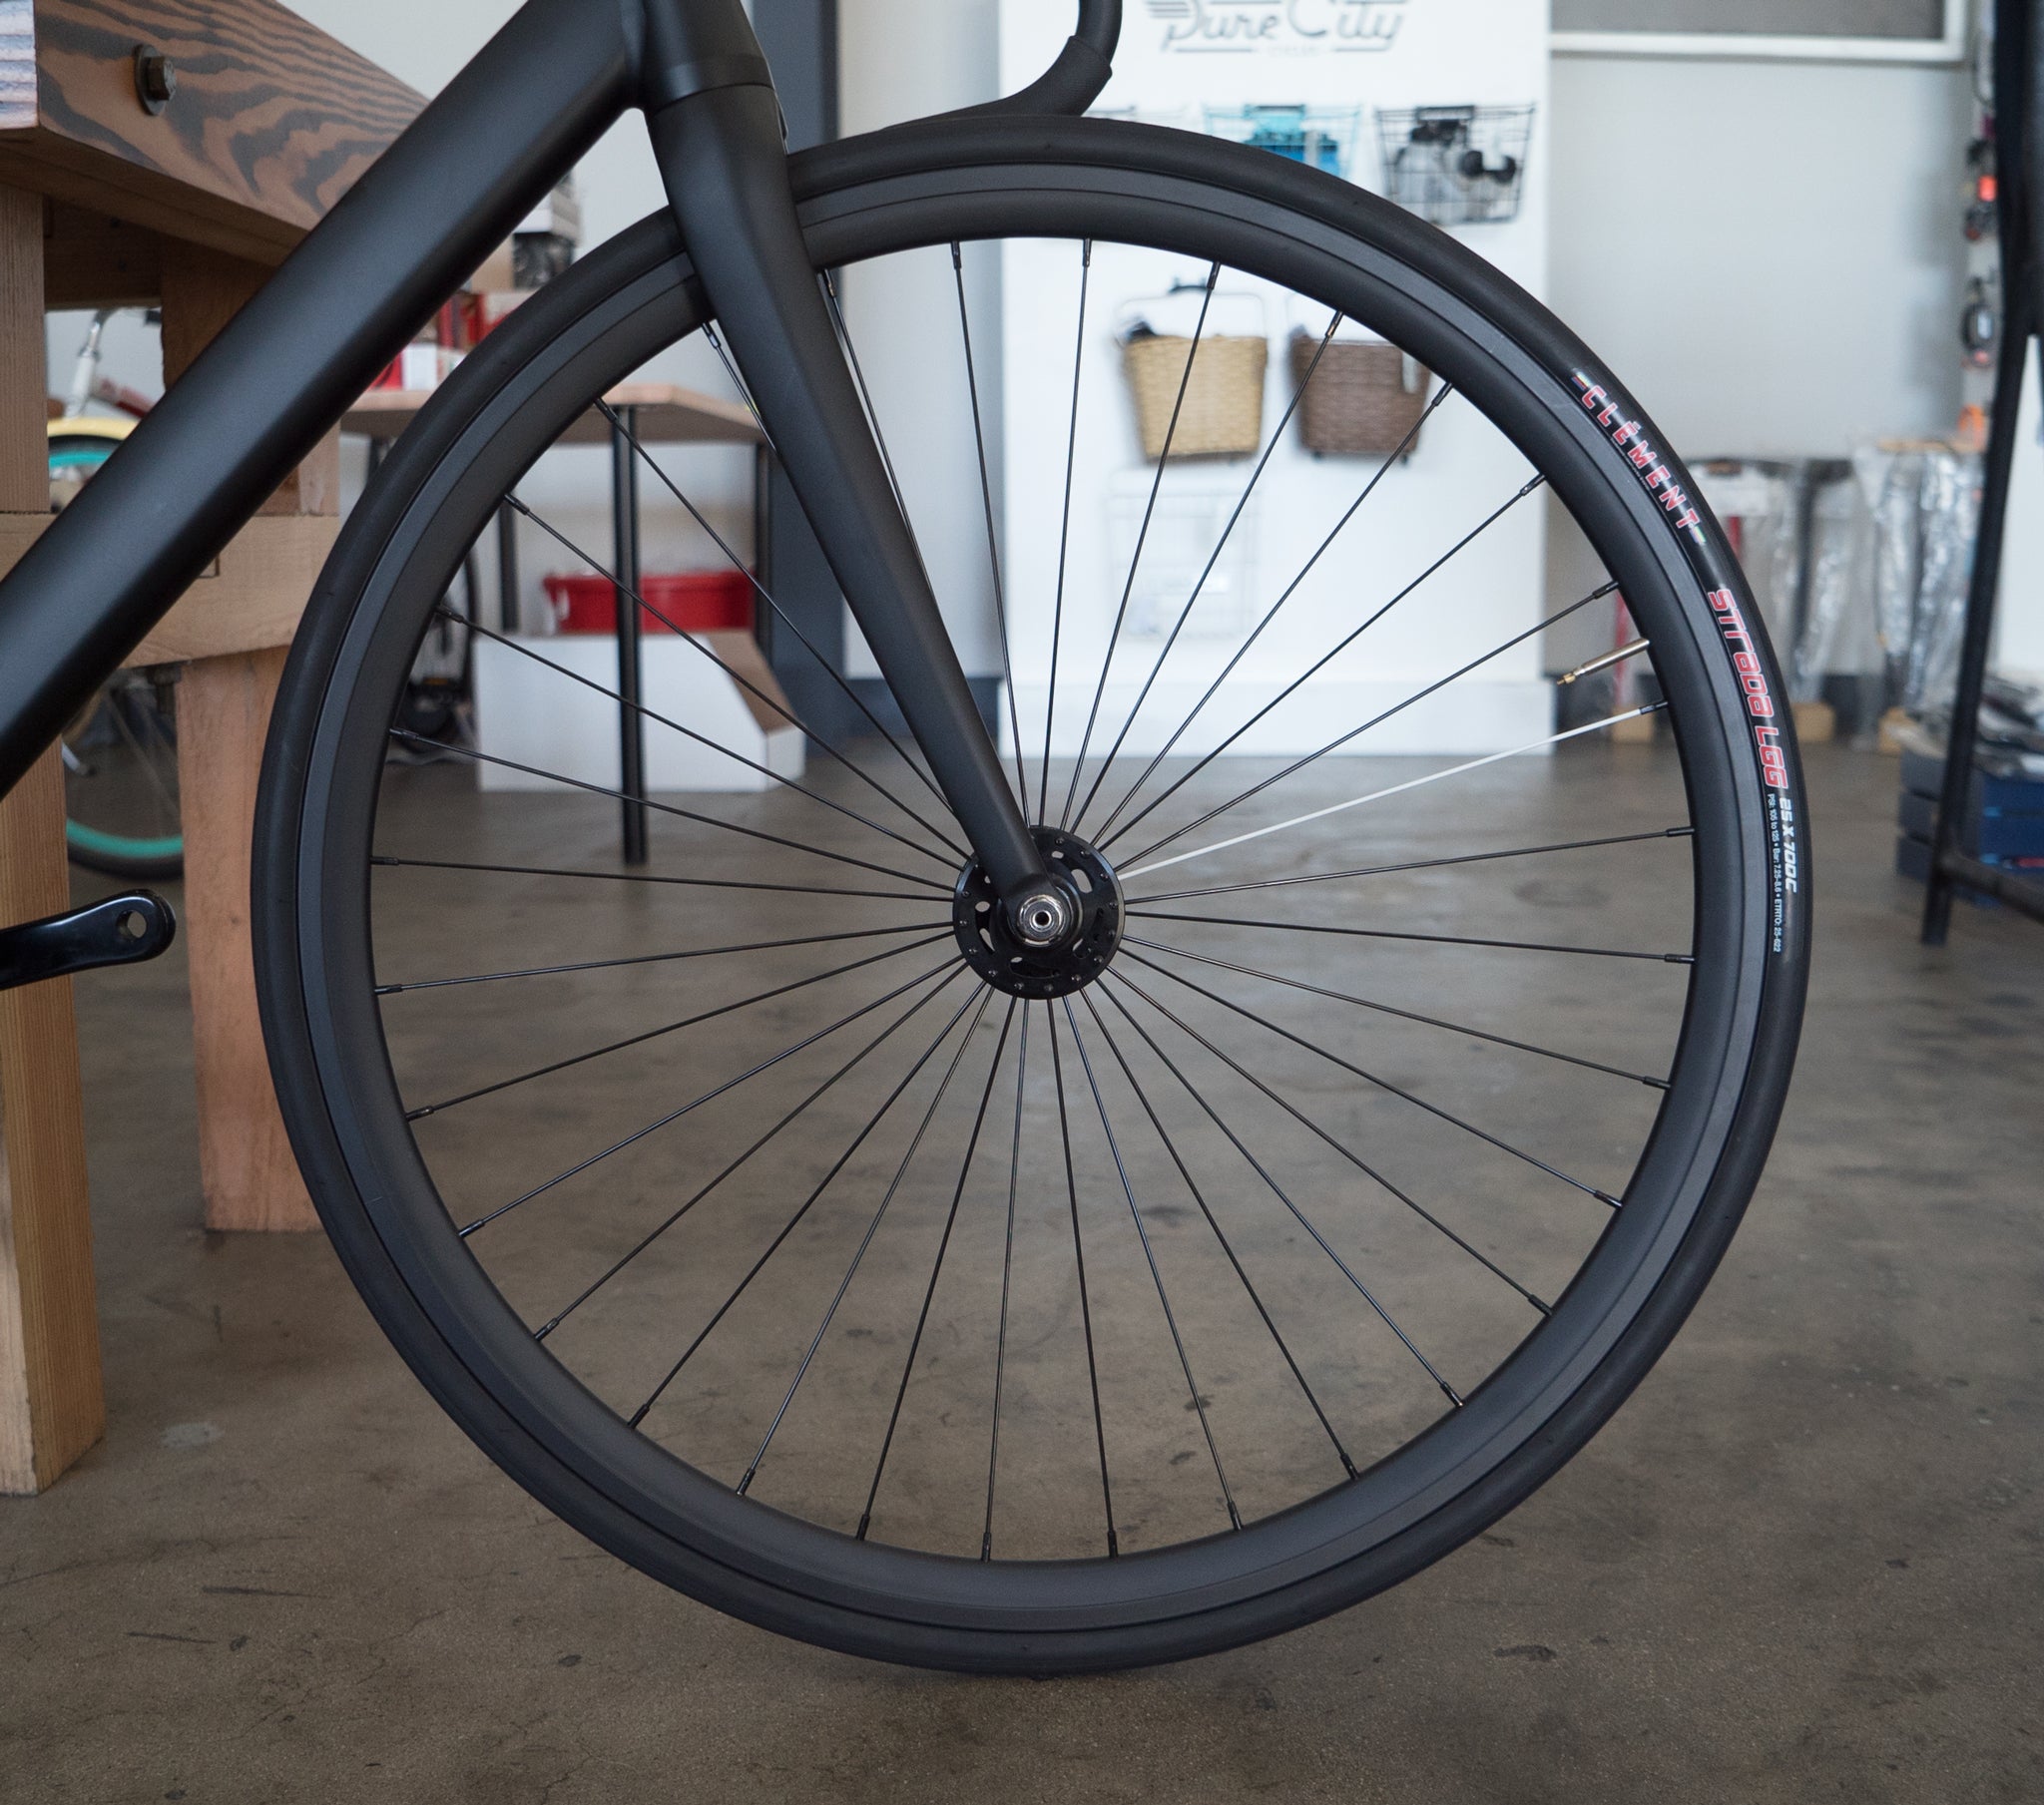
(643, 0, 1045, 905)
(0, 0, 1124, 991)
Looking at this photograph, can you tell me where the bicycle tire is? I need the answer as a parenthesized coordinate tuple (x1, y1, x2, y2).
(256, 117, 1808, 1672)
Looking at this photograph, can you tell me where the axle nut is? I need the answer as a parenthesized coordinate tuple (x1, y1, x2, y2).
(1013, 888, 1074, 948)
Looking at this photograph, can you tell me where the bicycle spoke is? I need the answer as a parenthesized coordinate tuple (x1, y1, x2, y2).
(627, 984, 989, 1433)
(1061, 993, 1241, 1532)
(1118, 580, 1613, 866)
(377, 921, 943, 998)
(387, 732, 952, 892)
(1088, 382, 1456, 845)
(1105, 973, 1548, 1317)
(1124, 948, 1623, 1207)
(1101, 473, 1555, 859)
(702, 321, 774, 442)
(1067, 313, 1342, 838)
(1041, 240, 1093, 826)
(816, 270, 958, 730)
(822, 269, 921, 536)
(724, 990, 1000, 1484)
(1079, 992, 1359, 1473)
(455, 610, 955, 869)
(1059, 262, 1223, 831)
(857, 998, 1019, 1540)
(981, 1007, 1029, 1560)
(1121, 702, 1668, 882)
(535, 964, 969, 1341)
(595, 402, 960, 836)
(407, 935, 955, 1121)
(952, 242, 1030, 807)
(505, 493, 963, 852)
(457, 951, 967, 1238)
(1129, 826, 1696, 907)
(1129, 909, 1694, 966)
(1046, 1000, 1120, 1557)
(371, 854, 937, 906)
(1125, 936, 1673, 1089)
(107, 686, 180, 823)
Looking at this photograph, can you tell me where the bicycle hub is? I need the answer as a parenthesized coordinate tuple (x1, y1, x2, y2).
(954, 828, 1123, 1000)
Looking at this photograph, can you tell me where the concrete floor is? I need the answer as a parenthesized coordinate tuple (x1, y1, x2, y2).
(3, 739, 2040, 1803)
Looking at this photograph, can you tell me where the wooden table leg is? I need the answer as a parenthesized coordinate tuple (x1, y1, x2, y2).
(160, 242, 330, 1233)
(0, 181, 103, 1492)
(176, 648, 315, 1232)
(0, 749, 105, 1494)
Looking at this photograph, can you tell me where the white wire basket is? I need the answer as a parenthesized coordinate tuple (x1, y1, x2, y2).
(1375, 105, 1535, 226)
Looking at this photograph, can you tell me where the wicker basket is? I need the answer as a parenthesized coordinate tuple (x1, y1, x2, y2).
(1289, 331, 1432, 457)
(1121, 333, 1269, 461)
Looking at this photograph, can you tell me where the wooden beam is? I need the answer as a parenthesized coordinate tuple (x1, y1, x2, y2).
(42, 199, 160, 306)
(0, 178, 102, 1494)
(124, 515, 337, 664)
(0, 0, 423, 265)
(0, 512, 337, 665)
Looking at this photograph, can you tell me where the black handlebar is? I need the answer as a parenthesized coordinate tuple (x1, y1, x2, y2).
(1074, 0, 1124, 62)
(959, 0, 1122, 122)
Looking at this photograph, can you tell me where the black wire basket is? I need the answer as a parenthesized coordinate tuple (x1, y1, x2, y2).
(1376, 104, 1535, 226)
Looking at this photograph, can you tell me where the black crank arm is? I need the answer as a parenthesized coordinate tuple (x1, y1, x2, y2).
(0, 892, 177, 993)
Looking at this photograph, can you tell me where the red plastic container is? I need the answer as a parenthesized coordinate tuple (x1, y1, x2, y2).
(542, 570, 755, 635)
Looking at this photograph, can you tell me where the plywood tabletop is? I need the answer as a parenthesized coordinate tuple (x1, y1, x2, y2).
(339, 382, 765, 447)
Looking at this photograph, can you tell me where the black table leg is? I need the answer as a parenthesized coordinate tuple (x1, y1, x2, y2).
(1922, 0, 2040, 944)
(612, 406, 649, 866)
(496, 500, 520, 634)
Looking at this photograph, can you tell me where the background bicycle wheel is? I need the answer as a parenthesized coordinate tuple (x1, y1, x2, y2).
(50, 429, 186, 880)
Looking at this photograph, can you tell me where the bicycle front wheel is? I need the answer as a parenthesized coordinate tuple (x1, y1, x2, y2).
(256, 119, 1808, 1672)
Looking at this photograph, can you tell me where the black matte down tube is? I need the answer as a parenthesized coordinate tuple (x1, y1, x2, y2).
(642, 18, 1047, 904)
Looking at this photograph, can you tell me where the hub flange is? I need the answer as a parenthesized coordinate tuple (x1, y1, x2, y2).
(953, 827, 1123, 1000)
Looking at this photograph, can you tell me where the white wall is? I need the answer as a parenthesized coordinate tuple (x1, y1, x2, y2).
(838, 23, 1973, 462)
(995, 0, 1556, 760)
(835, 0, 1005, 677)
(1546, 52, 1971, 458)
(845, 16, 1982, 687)
(1542, 48, 1972, 667)
(287, 0, 671, 254)
(840, 0, 998, 132)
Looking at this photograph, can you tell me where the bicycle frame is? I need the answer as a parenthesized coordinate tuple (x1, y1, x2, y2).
(0, 0, 1124, 917)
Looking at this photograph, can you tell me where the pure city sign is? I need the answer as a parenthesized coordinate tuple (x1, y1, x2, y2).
(1141, 0, 1411, 51)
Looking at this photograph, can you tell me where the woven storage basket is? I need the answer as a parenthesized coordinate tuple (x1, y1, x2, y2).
(1289, 331, 1432, 456)
(1122, 333, 1269, 461)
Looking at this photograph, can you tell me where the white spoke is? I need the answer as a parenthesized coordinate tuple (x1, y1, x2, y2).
(1122, 705, 1665, 881)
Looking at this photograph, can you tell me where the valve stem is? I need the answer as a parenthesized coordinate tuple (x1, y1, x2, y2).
(1557, 637, 1649, 686)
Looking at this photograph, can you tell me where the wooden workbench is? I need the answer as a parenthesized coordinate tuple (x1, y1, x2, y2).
(0, 0, 421, 1494)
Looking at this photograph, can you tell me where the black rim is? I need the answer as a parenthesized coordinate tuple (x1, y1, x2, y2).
(261, 123, 1803, 1666)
